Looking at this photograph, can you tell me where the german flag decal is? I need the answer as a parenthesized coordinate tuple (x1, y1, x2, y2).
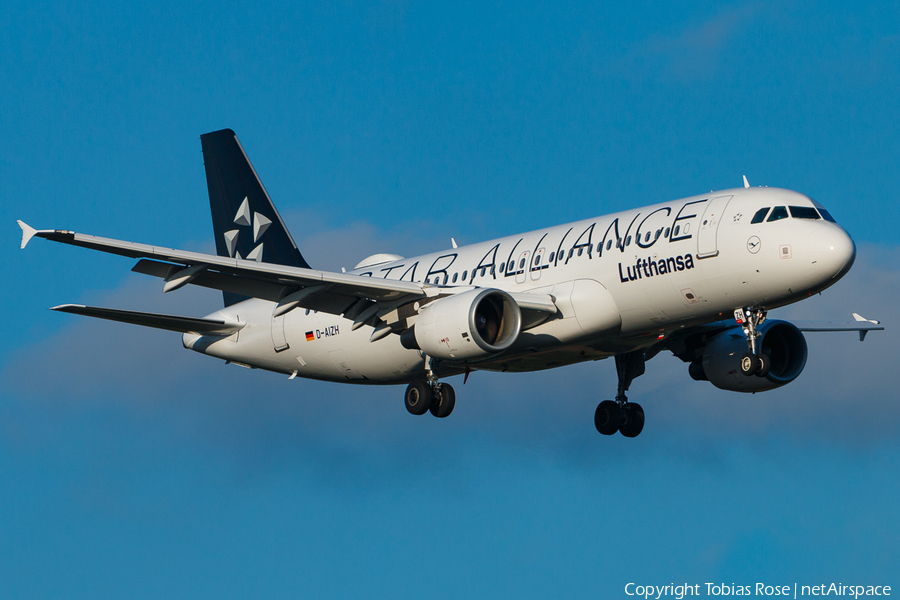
(305, 331, 315, 342)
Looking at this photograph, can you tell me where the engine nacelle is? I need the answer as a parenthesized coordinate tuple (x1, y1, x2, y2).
(413, 289, 522, 361)
(698, 320, 808, 392)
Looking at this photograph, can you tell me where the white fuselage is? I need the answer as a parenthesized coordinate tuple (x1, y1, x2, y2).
(183, 187, 855, 384)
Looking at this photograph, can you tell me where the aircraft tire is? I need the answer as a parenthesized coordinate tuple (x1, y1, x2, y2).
(405, 381, 432, 415)
(619, 403, 645, 438)
(430, 383, 456, 418)
(594, 400, 621, 435)
(740, 352, 759, 376)
(757, 354, 771, 378)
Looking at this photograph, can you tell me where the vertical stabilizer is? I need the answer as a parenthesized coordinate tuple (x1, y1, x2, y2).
(200, 129, 310, 306)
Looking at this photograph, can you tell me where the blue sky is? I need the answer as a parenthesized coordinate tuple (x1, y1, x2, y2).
(2, 1, 899, 598)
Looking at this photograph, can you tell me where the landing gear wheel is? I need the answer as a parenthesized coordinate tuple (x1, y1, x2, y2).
(404, 381, 432, 415)
(740, 352, 759, 376)
(430, 383, 456, 418)
(757, 354, 771, 378)
(594, 400, 621, 435)
(619, 403, 645, 438)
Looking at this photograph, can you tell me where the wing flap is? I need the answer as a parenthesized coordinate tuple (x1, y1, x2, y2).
(51, 304, 245, 335)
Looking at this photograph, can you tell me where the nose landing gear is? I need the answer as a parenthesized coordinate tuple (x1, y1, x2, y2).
(595, 351, 646, 438)
(736, 307, 771, 377)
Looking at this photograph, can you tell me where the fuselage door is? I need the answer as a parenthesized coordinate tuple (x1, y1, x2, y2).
(531, 248, 546, 281)
(272, 310, 290, 352)
(696, 195, 733, 258)
(515, 250, 530, 284)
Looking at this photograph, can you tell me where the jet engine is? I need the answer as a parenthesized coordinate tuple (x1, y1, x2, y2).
(692, 320, 808, 392)
(407, 289, 522, 361)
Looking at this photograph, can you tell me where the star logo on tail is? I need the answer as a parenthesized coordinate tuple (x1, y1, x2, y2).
(222, 197, 272, 261)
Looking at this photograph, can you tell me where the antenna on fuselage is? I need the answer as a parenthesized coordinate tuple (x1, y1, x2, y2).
(743, 175, 750, 188)
(451, 238, 458, 249)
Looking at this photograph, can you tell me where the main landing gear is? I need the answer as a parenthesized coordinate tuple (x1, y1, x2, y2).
(404, 355, 456, 419)
(736, 307, 771, 377)
(595, 351, 646, 438)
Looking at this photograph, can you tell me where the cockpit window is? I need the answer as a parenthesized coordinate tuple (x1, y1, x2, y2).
(767, 206, 789, 222)
(810, 198, 838, 223)
(789, 206, 821, 220)
(819, 208, 836, 223)
(750, 207, 770, 224)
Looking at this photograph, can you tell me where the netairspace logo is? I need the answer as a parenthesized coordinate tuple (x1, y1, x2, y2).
(624, 583, 892, 600)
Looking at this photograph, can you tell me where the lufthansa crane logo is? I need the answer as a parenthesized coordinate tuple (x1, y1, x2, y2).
(222, 197, 271, 261)
(747, 236, 761, 254)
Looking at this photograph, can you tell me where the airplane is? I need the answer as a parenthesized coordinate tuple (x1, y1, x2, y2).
(18, 129, 883, 438)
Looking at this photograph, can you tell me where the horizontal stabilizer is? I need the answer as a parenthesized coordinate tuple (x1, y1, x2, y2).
(50, 304, 244, 335)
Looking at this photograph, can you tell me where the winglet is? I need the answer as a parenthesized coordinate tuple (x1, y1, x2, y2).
(742, 175, 750, 188)
(17, 220, 37, 249)
(852, 313, 880, 324)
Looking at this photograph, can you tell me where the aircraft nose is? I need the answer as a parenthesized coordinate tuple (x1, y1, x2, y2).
(809, 225, 856, 281)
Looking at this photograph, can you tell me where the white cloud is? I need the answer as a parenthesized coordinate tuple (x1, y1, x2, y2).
(607, 3, 763, 82)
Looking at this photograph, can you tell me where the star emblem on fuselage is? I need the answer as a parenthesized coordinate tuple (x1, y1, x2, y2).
(222, 196, 271, 261)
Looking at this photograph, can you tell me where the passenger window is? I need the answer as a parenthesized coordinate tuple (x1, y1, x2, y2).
(577, 247, 583, 256)
(481, 267, 487, 277)
(751, 208, 770, 224)
(645, 232, 651, 243)
(568, 249, 574, 259)
(607, 240, 612, 251)
(767, 206, 788, 222)
(499, 263, 505, 273)
(462, 270, 467, 280)
(534, 254, 541, 266)
(452, 273, 458, 283)
(789, 206, 821, 220)
(548, 252, 555, 262)
(664, 227, 670, 238)
(673, 226, 679, 237)
(519, 258, 526, 269)
(626, 235, 632, 246)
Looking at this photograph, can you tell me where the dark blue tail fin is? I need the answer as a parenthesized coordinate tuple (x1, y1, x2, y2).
(200, 129, 310, 306)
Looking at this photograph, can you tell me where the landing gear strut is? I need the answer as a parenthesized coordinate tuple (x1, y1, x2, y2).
(595, 351, 646, 438)
(404, 355, 456, 418)
(736, 307, 771, 377)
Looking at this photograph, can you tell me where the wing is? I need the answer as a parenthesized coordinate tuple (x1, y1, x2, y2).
(19, 221, 558, 335)
(792, 314, 884, 341)
(20, 220, 426, 313)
